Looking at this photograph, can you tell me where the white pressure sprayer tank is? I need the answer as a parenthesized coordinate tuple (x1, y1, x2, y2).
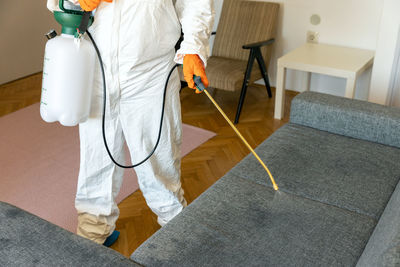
(40, 4, 95, 126)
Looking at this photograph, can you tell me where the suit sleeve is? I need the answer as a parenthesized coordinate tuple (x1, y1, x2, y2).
(47, 0, 61, 12)
(174, 0, 215, 66)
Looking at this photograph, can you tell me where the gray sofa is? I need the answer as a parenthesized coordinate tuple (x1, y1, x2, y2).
(2, 92, 400, 266)
(131, 92, 400, 266)
(0, 201, 138, 266)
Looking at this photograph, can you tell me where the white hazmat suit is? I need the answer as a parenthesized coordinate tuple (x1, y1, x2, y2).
(47, 0, 214, 244)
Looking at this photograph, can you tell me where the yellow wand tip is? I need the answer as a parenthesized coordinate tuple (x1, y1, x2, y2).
(273, 184, 279, 191)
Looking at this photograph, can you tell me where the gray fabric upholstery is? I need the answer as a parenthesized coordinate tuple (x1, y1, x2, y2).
(290, 92, 400, 149)
(131, 92, 400, 266)
(357, 181, 400, 267)
(231, 123, 400, 220)
(0, 202, 138, 267)
(132, 173, 376, 267)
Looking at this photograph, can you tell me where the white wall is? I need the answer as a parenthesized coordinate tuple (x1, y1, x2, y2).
(2, 0, 394, 103)
(209, 0, 224, 54)
(388, 26, 400, 107)
(211, 0, 384, 100)
(389, 43, 400, 106)
(368, 0, 400, 105)
(0, 1, 60, 84)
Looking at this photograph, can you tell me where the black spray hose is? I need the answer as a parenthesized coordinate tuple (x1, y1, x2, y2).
(86, 30, 179, 168)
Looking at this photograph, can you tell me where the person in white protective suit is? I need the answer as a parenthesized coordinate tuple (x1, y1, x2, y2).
(47, 0, 214, 245)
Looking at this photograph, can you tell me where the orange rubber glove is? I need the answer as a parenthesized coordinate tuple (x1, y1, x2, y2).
(183, 54, 209, 94)
(78, 0, 112, 11)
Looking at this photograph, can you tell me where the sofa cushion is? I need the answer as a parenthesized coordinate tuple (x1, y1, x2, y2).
(131, 173, 376, 266)
(0, 202, 137, 267)
(356, 181, 400, 267)
(231, 123, 400, 219)
(290, 91, 400, 149)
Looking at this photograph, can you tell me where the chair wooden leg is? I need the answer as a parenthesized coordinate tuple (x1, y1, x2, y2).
(235, 49, 256, 124)
(211, 87, 217, 98)
(255, 48, 272, 98)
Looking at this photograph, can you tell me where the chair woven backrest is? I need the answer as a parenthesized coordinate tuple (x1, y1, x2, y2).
(213, 0, 279, 63)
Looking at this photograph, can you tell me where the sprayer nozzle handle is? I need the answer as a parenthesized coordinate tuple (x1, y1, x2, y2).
(193, 75, 206, 92)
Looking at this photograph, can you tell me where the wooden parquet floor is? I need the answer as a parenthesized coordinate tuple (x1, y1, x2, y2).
(0, 73, 43, 117)
(1, 73, 297, 258)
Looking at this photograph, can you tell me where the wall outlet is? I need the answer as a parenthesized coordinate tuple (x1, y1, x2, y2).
(307, 31, 319, 43)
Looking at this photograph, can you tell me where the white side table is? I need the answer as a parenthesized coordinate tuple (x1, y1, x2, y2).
(274, 43, 375, 119)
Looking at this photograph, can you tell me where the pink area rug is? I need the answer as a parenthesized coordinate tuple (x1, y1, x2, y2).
(0, 103, 215, 232)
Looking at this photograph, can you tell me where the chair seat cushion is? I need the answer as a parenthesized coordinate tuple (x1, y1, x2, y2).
(207, 56, 262, 91)
(179, 56, 262, 91)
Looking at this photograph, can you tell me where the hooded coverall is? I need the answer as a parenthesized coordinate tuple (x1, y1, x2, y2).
(47, 0, 214, 244)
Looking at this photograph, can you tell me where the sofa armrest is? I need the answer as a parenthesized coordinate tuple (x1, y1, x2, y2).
(356, 180, 400, 267)
(290, 92, 400, 149)
(0, 202, 138, 266)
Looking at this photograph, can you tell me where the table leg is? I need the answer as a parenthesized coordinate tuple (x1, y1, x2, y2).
(303, 72, 311, 91)
(345, 74, 356, 98)
(274, 66, 287, 119)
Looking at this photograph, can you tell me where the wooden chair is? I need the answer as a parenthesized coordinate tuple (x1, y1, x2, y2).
(180, 0, 279, 124)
